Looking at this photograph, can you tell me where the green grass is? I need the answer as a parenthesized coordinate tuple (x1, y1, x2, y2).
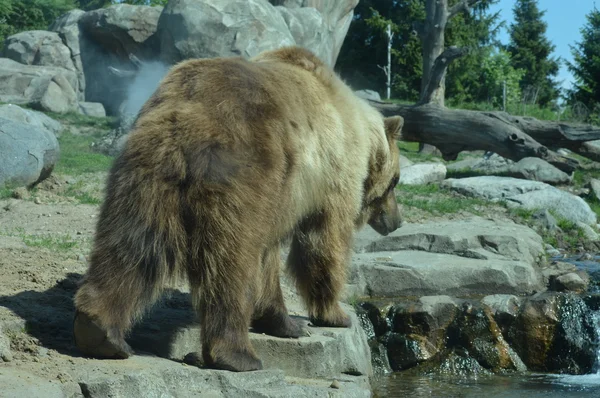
(22, 234, 78, 251)
(395, 184, 491, 215)
(0, 188, 12, 199)
(44, 111, 116, 130)
(55, 133, 113, 175)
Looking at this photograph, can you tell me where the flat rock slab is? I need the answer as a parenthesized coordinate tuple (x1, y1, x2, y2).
(130, 299, 372, 381)
(442, 177, 596, 225)
(399, 162, 447, 185)
(0, 368, 65, 398)
(350, 218, 545, 297)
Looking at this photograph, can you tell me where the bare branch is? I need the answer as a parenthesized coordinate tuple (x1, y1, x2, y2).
(420, 46, 469, 104)
(377, 64, 389, 77)
(448, 0, 482, 19)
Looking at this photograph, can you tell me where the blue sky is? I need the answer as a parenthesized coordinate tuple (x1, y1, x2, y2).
(488, 0, 597, 91)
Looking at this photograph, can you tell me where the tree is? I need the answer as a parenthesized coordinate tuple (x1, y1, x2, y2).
(506, 0, 560, 107)
(567, 7, 600, 124)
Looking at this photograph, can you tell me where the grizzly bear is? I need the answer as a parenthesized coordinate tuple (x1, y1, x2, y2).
(73, 46, 403, 372)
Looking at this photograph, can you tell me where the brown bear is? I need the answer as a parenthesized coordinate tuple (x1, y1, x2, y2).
(73, 46, 403, 372)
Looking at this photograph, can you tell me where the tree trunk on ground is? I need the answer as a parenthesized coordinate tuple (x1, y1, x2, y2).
(384, 0, 598, 171)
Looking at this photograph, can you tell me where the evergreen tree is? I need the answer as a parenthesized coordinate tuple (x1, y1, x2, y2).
(567, 7, 600, 119)
(506, 0, 560, 106)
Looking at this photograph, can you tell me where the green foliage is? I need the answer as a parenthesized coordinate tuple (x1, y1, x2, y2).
(0, 0, 77, 45)
(55, 132, 113, 175)
(395, 184, 490, 215)
(22, 233, 78, 251)
(566, 8, 600, 125)
(506, 0, 560, 106)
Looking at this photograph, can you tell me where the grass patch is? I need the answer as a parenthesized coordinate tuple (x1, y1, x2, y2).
(0, 188, 13, 199)
(22, 234, 78, 251)
(44, 111, 116, 130)
(395, 184, 491, 215)
(55, 133, 113, 175)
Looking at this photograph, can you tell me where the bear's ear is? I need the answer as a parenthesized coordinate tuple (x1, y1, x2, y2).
(384, 116, 404, 142)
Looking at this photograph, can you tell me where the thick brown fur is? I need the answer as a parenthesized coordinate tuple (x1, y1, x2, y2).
(73, 46, 402, 372)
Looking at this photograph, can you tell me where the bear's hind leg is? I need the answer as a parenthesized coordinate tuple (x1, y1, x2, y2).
(251, 245, 306, 338)
(187, 247, 263, 372)
(287, 212, 353, 328)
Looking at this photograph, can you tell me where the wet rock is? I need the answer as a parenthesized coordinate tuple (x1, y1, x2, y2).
(447, 302, 526, 372)
(357, 302, 389, 338)
(399, 163, 447, 185)
(481, 294, 522, 337)
(550, 272, 589, 293)
(385, 333, 437, 371)
(412, 348, 493, 376)
(505, 292, 597, 374)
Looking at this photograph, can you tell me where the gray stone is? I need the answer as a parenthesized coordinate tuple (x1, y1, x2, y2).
(0, 58, 78, 113)
(532, 209, 558, 231)
(481, 294, 521, 319)
(2, 30, 76, 73)
(78, 102, 106, 118)
(554, 273, 588, 293)
(79, 4, 162, 60)
(0, 368, 64, 397)
(352, 250, 542, 297)
(277, 6, 331, 64)
(157, 0, 295, 64)
(447, 154, 513, 175)
(576, 221, 599, 241)
(588, 179, 600, 202)
(0, 105, 62, 136)
(0, 118, 59, 188)
(49, 9, 87, 101)
(399, 162, 446, 185)
(0, 328, 12, 362)
(130, 301, 371, 380)
(399, 155, 413, 168)
(69, 356, 370, 398)
(354, 89, 381, 101)
(510, 157, 571, 185)
(442, 176, 597, 225)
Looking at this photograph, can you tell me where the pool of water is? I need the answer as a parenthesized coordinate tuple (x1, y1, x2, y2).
(373, 372, 600, 397)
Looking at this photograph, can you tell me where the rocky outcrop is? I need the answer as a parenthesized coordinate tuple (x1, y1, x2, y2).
(399, 162, 447, 185)
(350, 218, 545, 297)
(2, 31, 76, 73)
(442, 176, 597, 225)
(0, 58, 78, 113)
(0, 117, 59, 188)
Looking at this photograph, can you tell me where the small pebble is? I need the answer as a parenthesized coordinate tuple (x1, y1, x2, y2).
(330, 380, 341, 389)
(34, 197, 42, 204)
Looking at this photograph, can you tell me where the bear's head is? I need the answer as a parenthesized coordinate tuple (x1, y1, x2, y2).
(360, 115, 403, 236)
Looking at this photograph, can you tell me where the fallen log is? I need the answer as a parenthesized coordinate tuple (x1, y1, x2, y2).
(369, 101, 581, 173)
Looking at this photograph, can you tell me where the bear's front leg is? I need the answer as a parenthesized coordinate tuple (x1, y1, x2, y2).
(287, 212, 353, 328)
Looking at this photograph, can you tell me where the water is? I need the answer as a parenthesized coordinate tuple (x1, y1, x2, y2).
(373, 372, 600, 397)
(372, 256, 600, 397)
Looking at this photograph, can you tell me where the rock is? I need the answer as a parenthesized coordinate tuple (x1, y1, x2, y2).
(11, 187, 30, 200)
(2, 30, 76, 73)
(399, 163, 447, 185)
(0, 104, 62, 136)
(78, 102, 107, 118)
(415, 348, 492, 376)
(447, 154, 513, 175)
(399, 155, 413, 169)
(0, 368, 64, 397)
(532, 208, 558, 231)
(481, 294, 521, 320)
(354, 89, 381, 101)
(350, 218, 545, 297)
(509, 157, 571, 185)
(277, 6, 332, 64)
(0, 118, 60, 188)
(0, 58, 79, 113)
(130, 296, 371, 380)
(447, 302, 526, 372)
(588, 179, 600, 202)
(386, 333, 437, 371)
(70, 356, 370, 398)
(576, 221, 599, 241)
(49, 9, 87, 101)
(505, 292, 597, 374)
(442, 177, 597, 225)
(79, 4, 162, 60)
(441, 176, 549, 200)
(0, 328, 12, 362)
(551, 272, 588, 293)
(157, 0, 295, 64)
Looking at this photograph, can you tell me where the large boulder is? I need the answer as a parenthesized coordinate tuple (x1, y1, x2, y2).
(0, 58, 78, 113)
(49, 9, 87, 101)
(0, 104, 62, 136)
(442, 176, 597, 225)
(2, 31, 76, 73)
(276, 0, 358, 66)
(157, 0, 295, 64)
(350, 218, 545, 297)
(0, 118, 59, 188)
(79, 4, 162, 60)
(399, 162, 447, 185)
